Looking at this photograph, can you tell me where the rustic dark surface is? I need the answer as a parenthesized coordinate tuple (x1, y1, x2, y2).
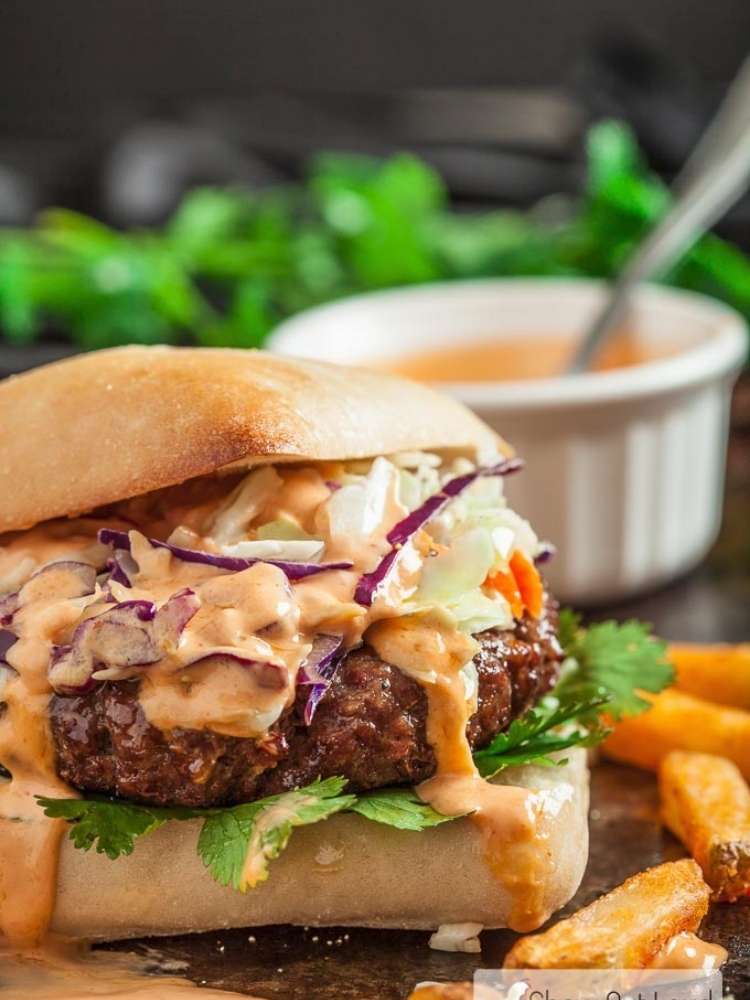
(105, 382, 750, 999)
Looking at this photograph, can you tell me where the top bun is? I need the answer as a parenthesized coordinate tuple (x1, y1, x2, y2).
(0, 346, 504, 533)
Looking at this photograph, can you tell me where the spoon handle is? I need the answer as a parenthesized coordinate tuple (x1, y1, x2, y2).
(568, 56, 750, 374)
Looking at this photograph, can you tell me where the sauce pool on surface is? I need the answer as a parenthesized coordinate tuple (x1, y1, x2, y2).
(648, 932, 728, 972)
(0, 942, 256, 999)
(381, 332, 681, 383)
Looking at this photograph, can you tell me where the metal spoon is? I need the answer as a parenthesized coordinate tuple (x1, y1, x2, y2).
(568, 55, 750, 374)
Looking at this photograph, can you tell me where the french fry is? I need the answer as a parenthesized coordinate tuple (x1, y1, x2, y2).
(408, 987, 467, 1000)
(503, 859, 710, 969)
(660, 750, 750, 902)
(602, 688, 750, 779)
(408, 986, 494, 1000)
(670, 643, 750, 710)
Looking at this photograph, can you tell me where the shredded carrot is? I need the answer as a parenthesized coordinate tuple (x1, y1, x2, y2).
(510, 550, 544, 619)
(485, 569, 524, 619)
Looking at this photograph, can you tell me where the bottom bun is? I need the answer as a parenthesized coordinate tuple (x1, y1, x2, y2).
(51, 750, 589, 940)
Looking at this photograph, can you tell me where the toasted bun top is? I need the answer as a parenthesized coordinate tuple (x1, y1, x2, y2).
(0, 346, 504, 532)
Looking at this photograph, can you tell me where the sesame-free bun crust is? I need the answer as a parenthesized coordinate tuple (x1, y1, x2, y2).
(51, 751, 588, 941)
(0, 346, 504, 533)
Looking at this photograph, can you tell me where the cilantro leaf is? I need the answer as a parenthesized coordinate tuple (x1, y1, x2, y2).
(39, 779, 355, 887)
(197, 777, 356, 891)
(350, 787, 460, 830)
(472, 612, 671, 775)
(556, 610, 673, 719)
(557, 606, 581, 652)
(473, 695, 610, 778)
(36, 797, 198, 860)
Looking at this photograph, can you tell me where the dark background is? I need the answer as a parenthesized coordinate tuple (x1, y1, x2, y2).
(1, 1, 749, 225)
(2, 0, 750, 128)
(0, 2, 748, 373)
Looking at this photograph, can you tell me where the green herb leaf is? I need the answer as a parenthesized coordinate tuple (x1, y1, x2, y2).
(473, 612, 671, 775)
(350, 787, 460, 830)
(36, 796, 197, 860)
(473, 694, 610, 778)
(38, 778, 355, 884)
(556, 610, 673, 719)
(197, 777, 356, 891)
(3, 123, 750, 349)
(0, 240, 36, 342)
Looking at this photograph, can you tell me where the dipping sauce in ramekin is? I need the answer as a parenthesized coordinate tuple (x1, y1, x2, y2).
(380, 331, 677, 383)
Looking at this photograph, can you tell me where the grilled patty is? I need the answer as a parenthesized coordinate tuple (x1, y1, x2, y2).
(50, 605, 562, 808)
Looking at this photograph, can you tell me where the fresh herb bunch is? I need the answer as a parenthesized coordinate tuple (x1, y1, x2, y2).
(2, 120, 750, 351)
(38, 614, 672, 891)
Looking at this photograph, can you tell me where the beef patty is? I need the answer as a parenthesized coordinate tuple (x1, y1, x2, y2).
(50, 606, 562, 808)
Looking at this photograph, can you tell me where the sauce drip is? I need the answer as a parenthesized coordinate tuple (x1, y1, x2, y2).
(0, 940, 255, 999)
(648, 932, 728, 972)
(383, 331, 680, 383)
(367, 612, 552, 931)
(0, 562, 102, 945)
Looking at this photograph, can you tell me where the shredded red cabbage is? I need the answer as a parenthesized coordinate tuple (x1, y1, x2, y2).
(48, 590, 200, 694)
(105, 550, 138, 588)
(1, 561, 97, 627)
(355, 457, 523, 607)
(0, 629, 16, 665)
(353, 548, 400, 606)
(297, 634, 344, 725)
(534, 543, 556, 565)
(0, 593, 18, 627)
(98, 529, 352, 581)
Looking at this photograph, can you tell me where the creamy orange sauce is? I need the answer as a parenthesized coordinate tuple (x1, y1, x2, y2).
(293, 569, 365, 645)
(367, 611, 478, 689)
(0, 561, 104, 946)
(383, 331, 679, 383)
(0, 940, 253, 998)
(261, 467, 333, 535)
(649, 932, 727, 972)
(0, 520, 114, 593)
(139, 657, 291, 739)
(367, 611, 550, 931)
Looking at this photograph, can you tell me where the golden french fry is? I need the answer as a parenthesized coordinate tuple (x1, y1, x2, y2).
(408, 986, 486, 1000)
(602, 688, 750, 779)
(670, 643, 750, 709)
(660, 750, 750, 902)
(503, 859, 710, 969)
(408, 987, 501, 1000)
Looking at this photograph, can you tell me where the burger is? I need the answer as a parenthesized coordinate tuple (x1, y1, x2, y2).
(0, 346, 600, 946)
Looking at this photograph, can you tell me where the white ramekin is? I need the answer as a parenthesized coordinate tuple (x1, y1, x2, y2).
(268, 279, 747, 604)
